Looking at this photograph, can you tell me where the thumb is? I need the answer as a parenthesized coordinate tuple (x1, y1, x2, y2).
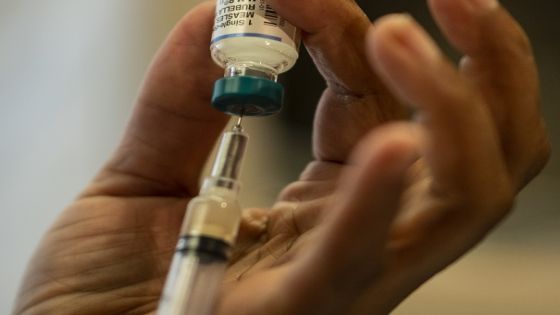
(86, 2, 228, 198)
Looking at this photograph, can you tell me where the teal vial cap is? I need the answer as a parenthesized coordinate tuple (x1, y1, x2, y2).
(212, 76, 284, 116)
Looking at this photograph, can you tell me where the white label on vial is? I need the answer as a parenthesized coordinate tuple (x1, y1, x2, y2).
(212, 0, 300, 49)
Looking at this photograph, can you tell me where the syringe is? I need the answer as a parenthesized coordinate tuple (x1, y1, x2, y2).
(157, 118, 248, 315)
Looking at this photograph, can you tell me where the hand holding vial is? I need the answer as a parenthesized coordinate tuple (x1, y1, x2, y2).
(13, 0, 550, 314)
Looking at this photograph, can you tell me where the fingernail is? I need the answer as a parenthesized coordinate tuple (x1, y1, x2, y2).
(469, 0, 499, 11)
(379, 14, 440, 64)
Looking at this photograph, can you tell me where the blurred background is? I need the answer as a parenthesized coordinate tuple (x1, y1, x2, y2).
(0, 0, 558, 314)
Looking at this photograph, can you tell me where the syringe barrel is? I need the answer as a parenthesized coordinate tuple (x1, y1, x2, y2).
(158, 237, 228, 315)
(158, 126, 247, 315)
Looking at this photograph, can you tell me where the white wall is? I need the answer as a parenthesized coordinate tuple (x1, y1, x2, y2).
(0, 0, 199, 312)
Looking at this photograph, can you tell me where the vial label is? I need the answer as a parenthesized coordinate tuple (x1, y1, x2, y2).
(212, 0, 300, 49)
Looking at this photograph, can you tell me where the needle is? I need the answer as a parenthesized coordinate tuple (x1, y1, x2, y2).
(234, 112, 244, 131)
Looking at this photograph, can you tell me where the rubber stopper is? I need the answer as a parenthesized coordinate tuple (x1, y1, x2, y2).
(212, 76, 284, 116)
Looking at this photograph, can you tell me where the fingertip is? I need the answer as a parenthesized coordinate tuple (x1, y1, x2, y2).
(168, 1, 217, 49)
(147, 1, 222, 89)
(142, 1, 223, 108)
(366, 14, 442, 94)
(366, 14, 413, 60)
(366, 14, 475, 120)
(428, 0, 506, 55)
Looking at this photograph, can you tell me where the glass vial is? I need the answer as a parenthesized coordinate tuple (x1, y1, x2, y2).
(210, 0, 301, 116)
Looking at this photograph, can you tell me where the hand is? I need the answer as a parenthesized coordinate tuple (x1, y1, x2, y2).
(13, 0, 550, 314)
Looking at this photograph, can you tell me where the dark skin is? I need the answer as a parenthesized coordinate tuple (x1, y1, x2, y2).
(13, 0, 550, 314)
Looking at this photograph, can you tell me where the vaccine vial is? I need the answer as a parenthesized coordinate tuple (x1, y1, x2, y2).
(210, 0, 301, 116)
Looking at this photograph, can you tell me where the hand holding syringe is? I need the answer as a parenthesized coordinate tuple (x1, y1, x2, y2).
(158, 117, 247, 315)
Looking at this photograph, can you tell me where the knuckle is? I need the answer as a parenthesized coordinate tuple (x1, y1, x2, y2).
(452, 179, 515, 221)
(536, 132, 552, 168)
(509, 118, 553, 189)
(277, 181, 305, 201)
(514, 30, 533, 57)
(508, 20, 534, 56)
(522, 130, 552, 186)
(487, 184, 516, 218)
(471, 177, 516, 221)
